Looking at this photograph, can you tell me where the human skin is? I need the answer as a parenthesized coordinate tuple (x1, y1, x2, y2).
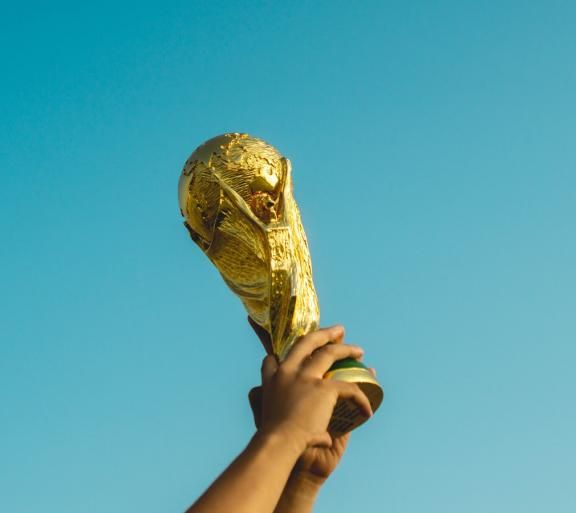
(249, 385, 351, 513)
(185, 325, 372, 513)
(249, 321, 352, 513)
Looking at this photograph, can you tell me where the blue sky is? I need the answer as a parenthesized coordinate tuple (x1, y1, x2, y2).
(1, 1, 575, 512)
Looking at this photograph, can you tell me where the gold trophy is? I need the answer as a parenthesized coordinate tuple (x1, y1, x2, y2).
(178, 133, 383, 434)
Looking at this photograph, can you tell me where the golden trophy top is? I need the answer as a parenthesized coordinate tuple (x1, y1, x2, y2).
(178, 133, 320, 359)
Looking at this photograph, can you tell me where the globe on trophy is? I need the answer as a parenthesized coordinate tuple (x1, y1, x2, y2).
(178, 133, 383, 435)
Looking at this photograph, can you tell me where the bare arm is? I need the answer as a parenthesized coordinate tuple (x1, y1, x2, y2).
(272, 472, 323, 513)
(272, 433, 353, 513)
(248, 321, 357, 513)
(186, 428, 304, 513)
(185, 325, 372, 513)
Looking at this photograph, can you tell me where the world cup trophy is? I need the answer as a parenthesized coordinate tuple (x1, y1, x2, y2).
(178, 133, 383, 435)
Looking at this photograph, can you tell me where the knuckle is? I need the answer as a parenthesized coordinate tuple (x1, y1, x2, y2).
(325, 344, 340, 355)
(324, 342, 346, 356)
(275, 365, 290, 379)
(260, 355, 272, 371)
(344, 343, 362, 354)
(345, 382, 361, 393)
(316, 343, 338, 357)
(328, 324, 345, 336)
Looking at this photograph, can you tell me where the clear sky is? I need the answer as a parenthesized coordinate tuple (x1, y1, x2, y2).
(1, 1, 575, 512)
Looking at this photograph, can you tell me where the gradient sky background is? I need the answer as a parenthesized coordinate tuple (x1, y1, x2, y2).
(1, 1, 575, 512)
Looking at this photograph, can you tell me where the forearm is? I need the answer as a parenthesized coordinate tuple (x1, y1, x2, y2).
(273, 473, 324, 513)
(186, 429, 304, 513)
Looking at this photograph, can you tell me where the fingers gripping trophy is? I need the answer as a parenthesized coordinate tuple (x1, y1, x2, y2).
(178, 133, 383, 435)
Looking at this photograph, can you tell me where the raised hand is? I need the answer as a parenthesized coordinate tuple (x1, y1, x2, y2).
(248, 319, 371, 507)
(186, 322, 371, 513)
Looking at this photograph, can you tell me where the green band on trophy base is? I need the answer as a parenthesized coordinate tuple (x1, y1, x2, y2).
(328, 357, 369, 371)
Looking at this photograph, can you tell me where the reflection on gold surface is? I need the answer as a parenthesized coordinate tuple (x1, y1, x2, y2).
(178, 133, 319, 359)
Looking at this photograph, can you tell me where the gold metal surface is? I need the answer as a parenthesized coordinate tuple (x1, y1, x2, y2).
(178, 133, 383, 433)
(324, 367, 384, 434)
(178, 133, 319, 359)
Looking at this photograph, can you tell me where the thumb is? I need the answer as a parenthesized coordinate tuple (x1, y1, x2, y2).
(248, 386, 263, 429)
(261, 354, 278, 385)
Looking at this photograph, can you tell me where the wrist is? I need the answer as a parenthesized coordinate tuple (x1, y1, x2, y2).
(285, 470, 324, 498)
(253, 423, 308, 461)
(256, 422, 309, 457)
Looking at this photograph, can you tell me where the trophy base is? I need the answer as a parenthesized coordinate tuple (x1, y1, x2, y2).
(324, 358, 384, 436)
